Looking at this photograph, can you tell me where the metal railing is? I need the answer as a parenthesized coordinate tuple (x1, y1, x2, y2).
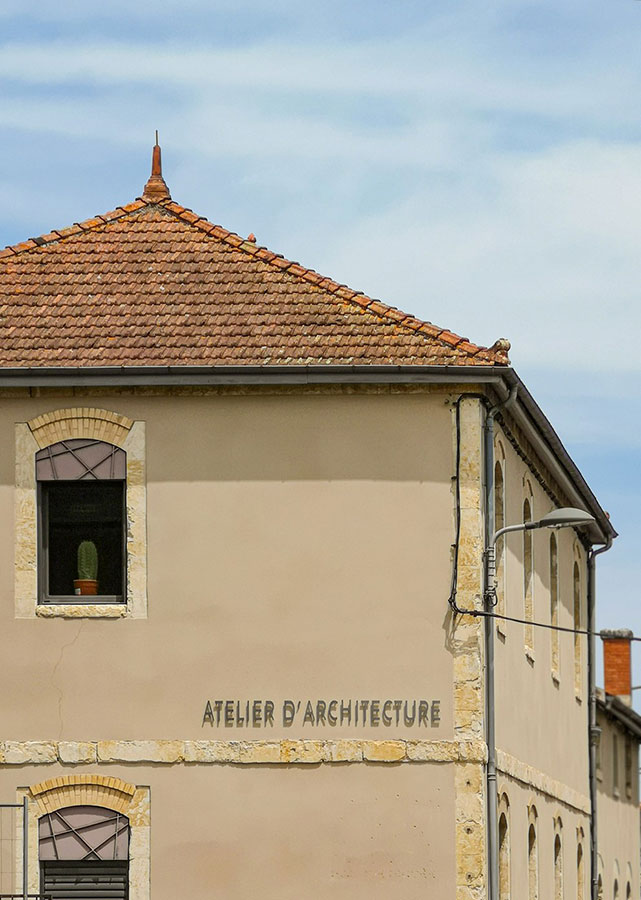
(0, 895, 51, 899)
(0, 798, 28, 900)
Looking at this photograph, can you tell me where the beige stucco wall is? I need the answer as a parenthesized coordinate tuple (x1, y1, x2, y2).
(0, 386, 471, 899)
(596, 709, 639, 899)
(0, 389, 456, 741)
(497, 776, 589, 900)
(0, 385, 609, 899)
(0, 760, 455, 900)
(494, 422, 590, 798)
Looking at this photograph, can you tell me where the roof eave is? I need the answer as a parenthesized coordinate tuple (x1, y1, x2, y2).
(597, 695, 641, 740)
(0, 362, 614, 545)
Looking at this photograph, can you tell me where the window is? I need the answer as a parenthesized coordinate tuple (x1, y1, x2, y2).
(614, 879, 619, 900)
(494, 461, 506, 622)
(528, 822, 538, 900)
(37, 439, 126, 603)
(625, 737, 632, 800)
(39, 805, 129, 899)
(498, 800, 510, 900)
(577, 843, 584, 900)
(550, 533, 559, 677)
(613, 734, 619, 796)
(573, 562, 582, 694)
(554, 833, 562, 900)
(523, 498, 534, 650)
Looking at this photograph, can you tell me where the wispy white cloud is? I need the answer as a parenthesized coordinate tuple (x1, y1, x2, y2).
(1, 1, 639, 646)
(0, 36, 638, 126)
(1, 4, 640, 379)
(310, 139, 641, 371)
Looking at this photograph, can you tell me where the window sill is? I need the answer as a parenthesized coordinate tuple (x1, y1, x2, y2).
(36, 604, 128, 619)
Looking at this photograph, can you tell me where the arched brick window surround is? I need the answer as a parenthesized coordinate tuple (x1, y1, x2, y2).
(15, 407, 147, 619)
(18, 775, 149, 900)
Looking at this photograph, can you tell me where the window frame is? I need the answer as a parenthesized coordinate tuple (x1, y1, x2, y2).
(37, 477, 128, 605)
(15, 408, 147, 620)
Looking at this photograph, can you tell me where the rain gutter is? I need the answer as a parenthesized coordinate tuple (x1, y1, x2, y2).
(0, 363, 615, 544)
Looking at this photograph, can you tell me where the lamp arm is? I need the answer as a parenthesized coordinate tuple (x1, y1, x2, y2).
(490, 521, 536, 548)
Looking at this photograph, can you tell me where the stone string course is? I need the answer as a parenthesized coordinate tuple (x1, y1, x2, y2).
(0, 739, 488, 766)
(496, 749, 590, 815)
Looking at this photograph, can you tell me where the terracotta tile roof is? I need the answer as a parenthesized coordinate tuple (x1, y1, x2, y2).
(0, 196, 510, 369)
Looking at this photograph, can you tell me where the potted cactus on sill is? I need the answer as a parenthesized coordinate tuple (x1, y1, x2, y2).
(74, 540, 98, 595)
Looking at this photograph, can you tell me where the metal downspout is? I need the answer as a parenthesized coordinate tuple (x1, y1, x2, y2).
(588, 538, 612, 900)
(483, 385, 517, 900)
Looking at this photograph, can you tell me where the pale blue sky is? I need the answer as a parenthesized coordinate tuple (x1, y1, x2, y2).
(1, 0, 640, 689)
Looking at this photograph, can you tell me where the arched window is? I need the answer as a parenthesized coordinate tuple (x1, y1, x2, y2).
(614, 879, 619, 900)
(523, 498, 534, 650)
(36, 439, 127, 603)
(573, 562, 582, 693)
(498, 809, 510, 899)
(625, 882, 631, 900)
(494, 461, 506, 619)
(550, 533, 559, 676)
(625, 737, 633, 799)
(528, 822, 538, 900)
(39, 805, 129, 899)
(554, 833, 562, 900)
(597, 874, 603, 900)
(577, 843, 584, 900)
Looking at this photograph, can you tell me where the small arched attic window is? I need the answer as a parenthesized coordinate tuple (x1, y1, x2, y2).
(494, 459, 506, 620)
(36, 439, 127, 603)
(573, 561, 582, 694)
(523, 496, 534, 650)
(550, 532, 559, 677)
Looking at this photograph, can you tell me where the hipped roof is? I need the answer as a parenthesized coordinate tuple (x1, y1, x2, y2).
(0, 194, 510, 369)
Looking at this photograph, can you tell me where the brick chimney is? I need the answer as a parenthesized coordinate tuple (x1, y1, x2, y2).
(602, 629, 633, 706)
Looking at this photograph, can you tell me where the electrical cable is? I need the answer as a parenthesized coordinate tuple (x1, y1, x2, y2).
(452, 607, 641, 641)
(447, 392, 490, 615)
(447, 396, 463, 613)
(446, 393, 633, 641)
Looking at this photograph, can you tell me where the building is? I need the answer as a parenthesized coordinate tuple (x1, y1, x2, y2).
(0, 141, 629, 899)
(595, 632, 641, 900)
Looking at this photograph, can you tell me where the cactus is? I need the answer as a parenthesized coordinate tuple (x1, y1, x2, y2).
(77, 540, 98, 581)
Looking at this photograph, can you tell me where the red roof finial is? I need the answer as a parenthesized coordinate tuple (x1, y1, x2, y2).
(142, 131, 171, 201)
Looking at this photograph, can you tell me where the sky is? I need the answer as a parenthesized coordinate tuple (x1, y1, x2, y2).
(1, 0, 640, 690)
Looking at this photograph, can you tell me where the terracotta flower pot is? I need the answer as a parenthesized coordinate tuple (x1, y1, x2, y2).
(74, 579, 98, 596)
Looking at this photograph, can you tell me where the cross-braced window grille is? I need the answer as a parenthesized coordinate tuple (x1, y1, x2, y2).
(39, 807, 129, 862)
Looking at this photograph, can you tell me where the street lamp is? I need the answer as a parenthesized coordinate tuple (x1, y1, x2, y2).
(486, 507, 596, 596)
(484, 505, 596, 900)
